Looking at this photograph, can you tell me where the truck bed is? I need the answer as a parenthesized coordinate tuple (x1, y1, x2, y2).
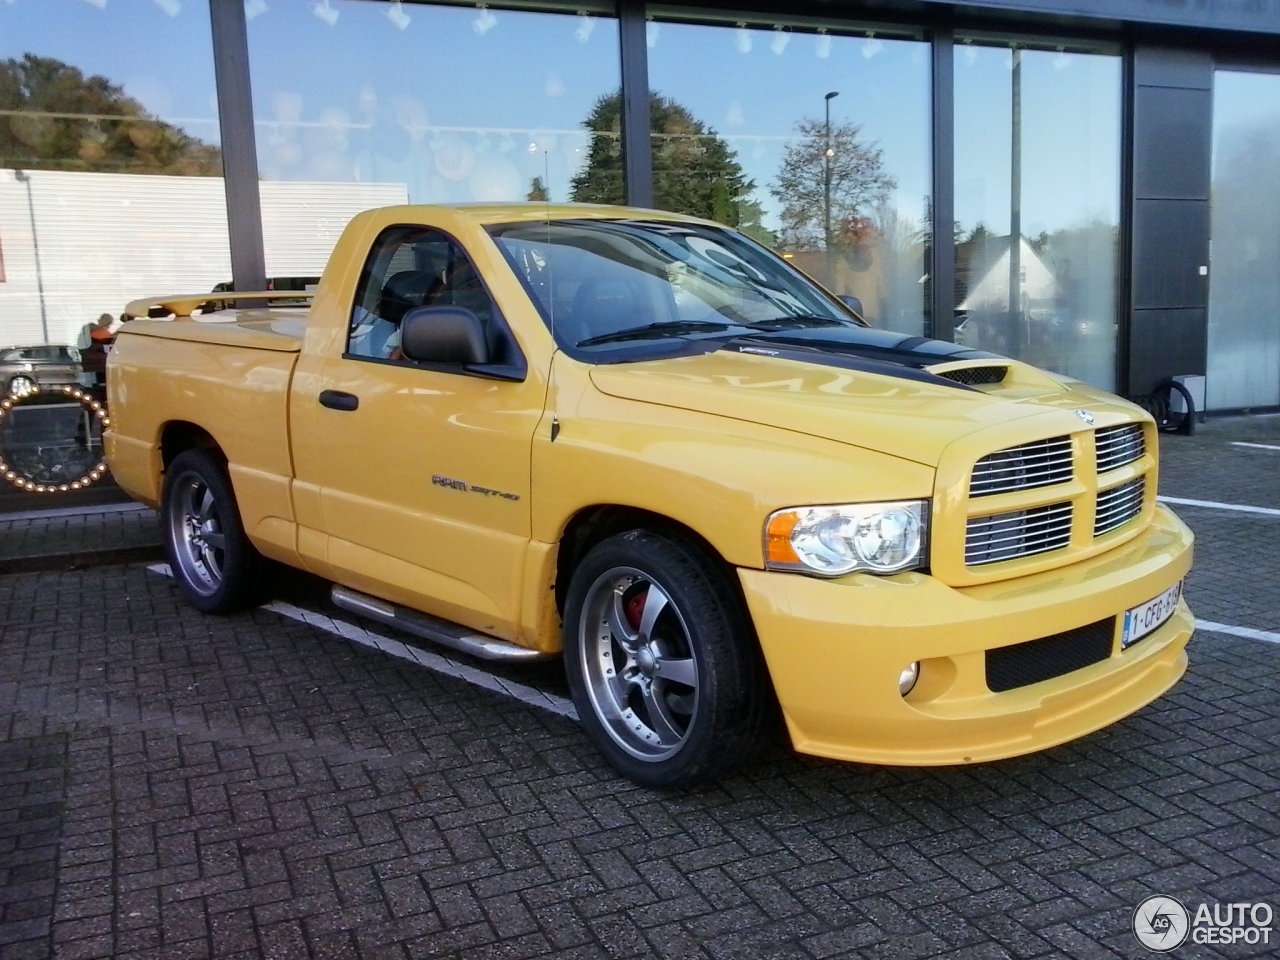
(119, 309, 308, 353)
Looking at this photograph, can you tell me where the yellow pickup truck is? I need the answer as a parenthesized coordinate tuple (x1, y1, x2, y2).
(106, 203, 1194, 788)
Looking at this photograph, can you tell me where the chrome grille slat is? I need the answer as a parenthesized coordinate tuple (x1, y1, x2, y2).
(1096, 424, 1145, 473)
(965, 502, 1074, 566)
(963, 424, 1151, 569)
(970, 437, 1074, 497)
(1094, 477, 1145, 536)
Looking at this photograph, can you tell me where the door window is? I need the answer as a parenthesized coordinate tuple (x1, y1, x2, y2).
(346, 225, 500, 363)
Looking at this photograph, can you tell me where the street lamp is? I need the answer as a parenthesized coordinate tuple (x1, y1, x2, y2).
(823, 91, 839, 275)
(13, 170, 50, 345)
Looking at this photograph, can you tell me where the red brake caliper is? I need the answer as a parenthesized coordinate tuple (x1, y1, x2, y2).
(624, 586, 648, 633)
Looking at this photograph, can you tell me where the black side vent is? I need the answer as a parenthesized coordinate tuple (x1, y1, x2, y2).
(985, 618, 1116, 692)
(937, 366, 1009, 386)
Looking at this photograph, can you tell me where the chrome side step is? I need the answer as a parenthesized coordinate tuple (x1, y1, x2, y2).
(330, 585, 555, 662)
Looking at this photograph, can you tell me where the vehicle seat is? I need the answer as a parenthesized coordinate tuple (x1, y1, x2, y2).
(377, 269, 437, 326)
(568, 277, 642, 345)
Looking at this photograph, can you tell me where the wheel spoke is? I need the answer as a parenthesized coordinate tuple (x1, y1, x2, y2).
(203, 544, 223, 581)
(202, 531, 226, 551)
(198, 487, 215, 522)
(652, 655, 696, 687)
(636, 581, 669, 642)
(640, 682, 684, 745)
(607, 587, 640, 646)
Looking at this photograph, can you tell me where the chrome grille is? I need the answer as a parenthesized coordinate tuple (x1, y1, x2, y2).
(1095, 477, 1145, 536)
(970, 436, 1073, 497)
(966, 502, 1073, 566)
(1096, 424, 1145, 473)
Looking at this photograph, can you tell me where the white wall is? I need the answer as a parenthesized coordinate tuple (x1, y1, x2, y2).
(0, 169, 406, 348)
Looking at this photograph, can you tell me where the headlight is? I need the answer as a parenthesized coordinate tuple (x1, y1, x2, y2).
(764, 500, 928, 576)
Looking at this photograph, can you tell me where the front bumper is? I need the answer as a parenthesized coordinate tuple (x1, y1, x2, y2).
(740, 504, 1194, 765)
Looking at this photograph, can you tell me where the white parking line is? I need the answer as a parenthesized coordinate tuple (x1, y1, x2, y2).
(146, 564, 578, 721)
(1230, 441, 1280, 452)
(264, 600, 578, 720)
(1158, 495, 1280, 518)
(1196, 620, 1280, 646)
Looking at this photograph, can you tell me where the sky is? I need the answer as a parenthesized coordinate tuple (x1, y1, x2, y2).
(0, 0, 1176, 239)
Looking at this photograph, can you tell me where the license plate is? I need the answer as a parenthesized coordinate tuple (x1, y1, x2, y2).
(1121, 581, 1183, 650)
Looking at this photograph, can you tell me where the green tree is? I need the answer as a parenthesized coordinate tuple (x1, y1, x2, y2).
(0, 54, 221, 175)
(770, 117, 895, 250)
(569, 90, 756, 226)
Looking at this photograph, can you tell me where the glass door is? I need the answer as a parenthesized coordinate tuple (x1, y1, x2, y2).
(1207, 69, 1280, 410)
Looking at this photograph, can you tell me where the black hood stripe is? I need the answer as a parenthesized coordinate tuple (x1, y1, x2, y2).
(723, 338, 981, 391)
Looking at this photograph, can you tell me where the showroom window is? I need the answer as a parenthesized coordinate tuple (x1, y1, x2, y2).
(954, 38, 1121, 390)
(644, 11, 932, 336)
(1207, 68, 1280, 410)
(244, 1, 621, 279)
(0, 1, 227, 351)
(0, 1, 227, 504)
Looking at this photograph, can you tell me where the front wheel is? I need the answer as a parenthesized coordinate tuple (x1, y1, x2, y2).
(162, 448, 261, 614)
(563, 530, 768, 789)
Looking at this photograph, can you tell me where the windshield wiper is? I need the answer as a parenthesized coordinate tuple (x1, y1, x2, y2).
(749, 314, 852, 332)
(576, 321, 742, 347)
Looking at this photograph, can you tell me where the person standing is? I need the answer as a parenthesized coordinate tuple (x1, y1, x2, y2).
(78, 313, 115, 401)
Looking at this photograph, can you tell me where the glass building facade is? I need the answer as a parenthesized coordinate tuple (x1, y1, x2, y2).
(0, 0, 1278, 506)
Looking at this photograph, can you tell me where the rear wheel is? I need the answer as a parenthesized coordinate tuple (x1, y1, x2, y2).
(563, 530, 767, 789)
(162, 448, 261, 614)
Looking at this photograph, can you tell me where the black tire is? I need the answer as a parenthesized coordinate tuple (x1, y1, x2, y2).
(562, 529, 768, 789)
(161, 447, 262, 614)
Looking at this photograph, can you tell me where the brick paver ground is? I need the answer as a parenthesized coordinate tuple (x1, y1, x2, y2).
(1, 417, 1278, 960)
(0, 505, 161, 574)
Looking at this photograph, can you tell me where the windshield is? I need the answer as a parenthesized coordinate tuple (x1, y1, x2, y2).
(486, 218, 859, 356)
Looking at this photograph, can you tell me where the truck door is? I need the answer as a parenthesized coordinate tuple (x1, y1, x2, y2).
(290, 224, 542, 640)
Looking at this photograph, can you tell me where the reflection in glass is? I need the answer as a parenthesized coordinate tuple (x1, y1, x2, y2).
(0, 2, 226, 351)
(247, 2, 620, 275)
(644, 19, 930, 336)
(954, 44, 1120, 390)
(1207, 71, 1280, 410)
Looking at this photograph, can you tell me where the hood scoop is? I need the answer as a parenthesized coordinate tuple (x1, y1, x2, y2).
(932, 364, 1009, 387)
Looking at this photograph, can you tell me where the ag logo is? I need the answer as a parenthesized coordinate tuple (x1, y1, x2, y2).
(1074, 409, 1095, 425)
(1133, 895, 1190, 951)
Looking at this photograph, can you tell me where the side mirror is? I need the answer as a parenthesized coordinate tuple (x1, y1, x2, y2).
(400, 306, 490, 366)
(839, 295, 865, 319)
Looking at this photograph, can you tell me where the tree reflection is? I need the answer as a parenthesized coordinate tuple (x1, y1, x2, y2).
(0, 54, 220, 174)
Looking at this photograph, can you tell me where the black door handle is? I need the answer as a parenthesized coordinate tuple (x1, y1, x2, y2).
(318, 389, 359, 411)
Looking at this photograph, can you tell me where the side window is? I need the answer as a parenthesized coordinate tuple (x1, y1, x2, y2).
(346, 225, 496, 362)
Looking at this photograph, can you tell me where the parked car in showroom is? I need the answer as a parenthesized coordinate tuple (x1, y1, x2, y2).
(1, 344, 82, 398)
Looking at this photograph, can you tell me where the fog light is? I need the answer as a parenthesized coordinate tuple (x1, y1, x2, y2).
(898, 662, 919, 696)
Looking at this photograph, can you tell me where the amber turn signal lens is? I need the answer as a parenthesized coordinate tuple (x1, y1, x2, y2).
(765, 511, 801, 564)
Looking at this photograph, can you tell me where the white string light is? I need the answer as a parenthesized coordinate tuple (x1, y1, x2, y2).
(815, 28, 832, 60)
(574, 10, 595, 44)
(472, 3, 497, 35)
(244, 0, 268, 20)
(735, 22, 753, 54)
(0, 387, 110, 493)
(311, 0, 338, 26)
(386, 0, 410, 30)
(770, 25, 790, 56)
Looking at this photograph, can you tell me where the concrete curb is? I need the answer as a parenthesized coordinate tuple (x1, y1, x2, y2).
(0, 543, 165, 575)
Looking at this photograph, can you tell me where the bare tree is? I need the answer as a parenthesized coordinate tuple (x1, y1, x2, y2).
(770, 118, 895, 250)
